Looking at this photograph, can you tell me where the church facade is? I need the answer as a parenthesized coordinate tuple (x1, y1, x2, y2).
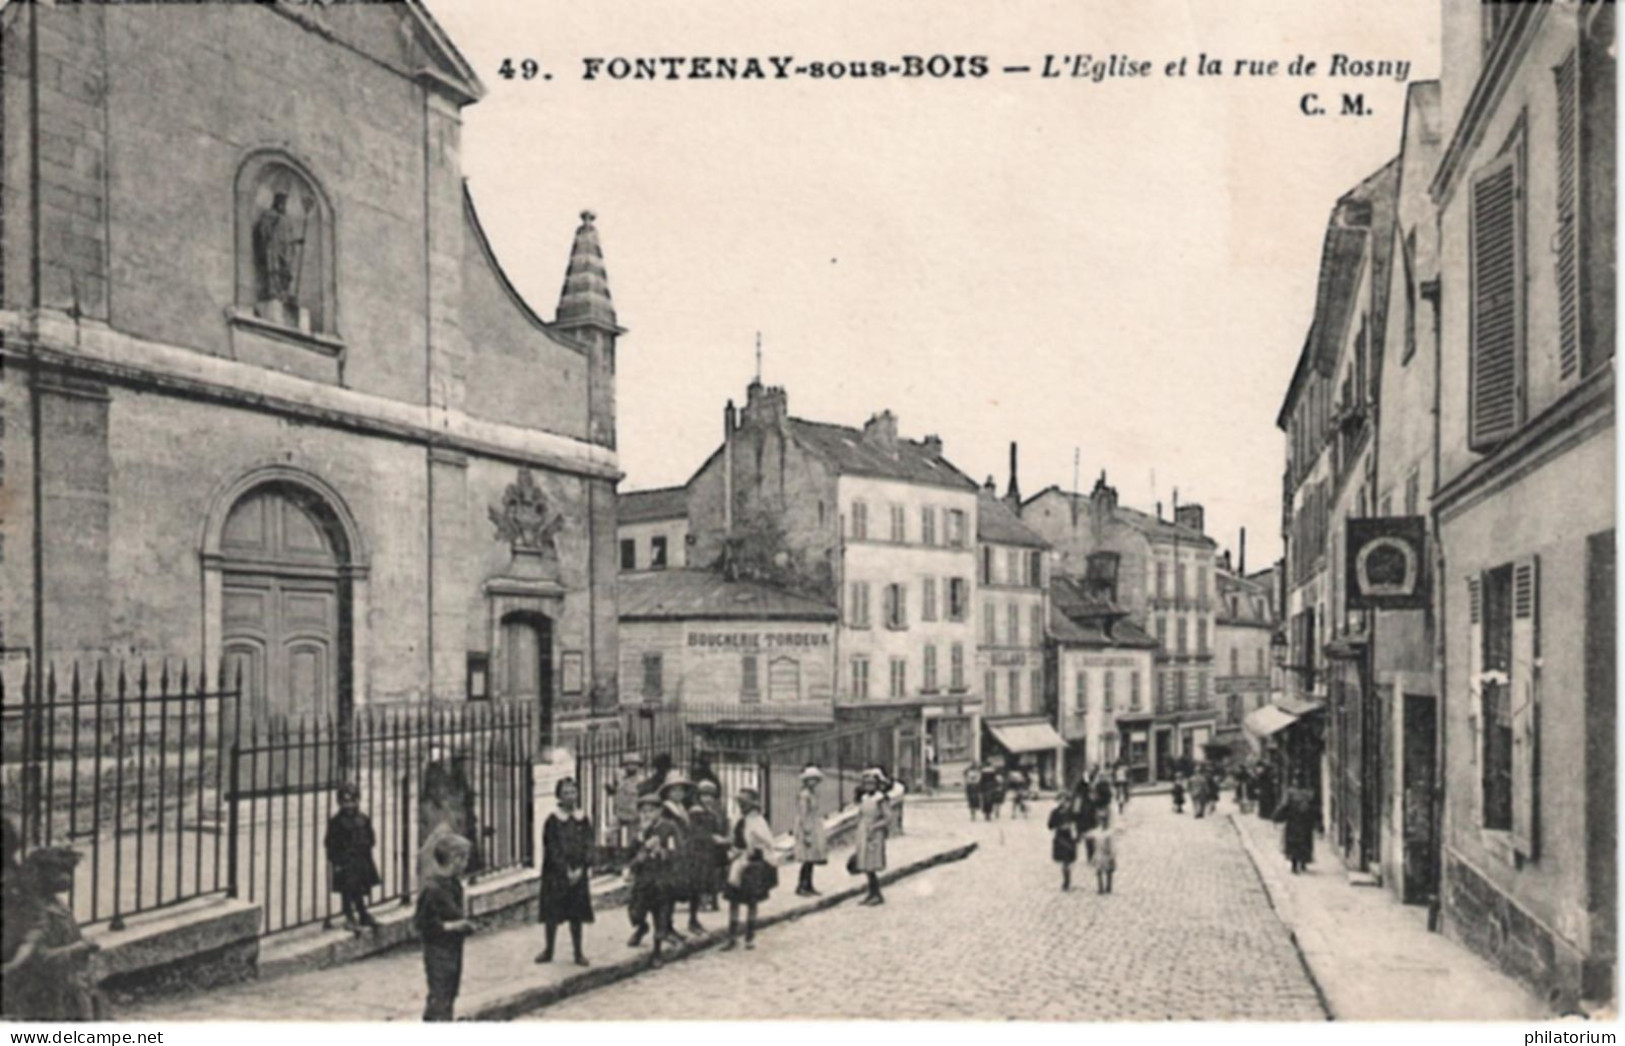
(0, 2, 621, 733)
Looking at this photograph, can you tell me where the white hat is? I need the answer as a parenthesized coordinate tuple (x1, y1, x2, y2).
(800, 765, 825, 782)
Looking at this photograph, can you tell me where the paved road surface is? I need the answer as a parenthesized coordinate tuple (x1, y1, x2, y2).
(531, 796, 1325, 1021)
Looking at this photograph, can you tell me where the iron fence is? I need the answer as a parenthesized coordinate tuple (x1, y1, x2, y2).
(0, 660, 241, 930)
(230, 699, 535, 935)
(2, 658, 536, 936)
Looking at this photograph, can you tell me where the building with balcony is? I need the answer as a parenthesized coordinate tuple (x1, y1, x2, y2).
(1430, 2, 1614, 1008)
(684, 380, 981, 791)
(618, 486, 689, 571)
(975, 455, 1061, 787)
(617, 569, 837, 748)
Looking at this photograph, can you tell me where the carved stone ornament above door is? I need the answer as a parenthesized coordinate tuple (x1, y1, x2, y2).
(489, 468, 565, 577)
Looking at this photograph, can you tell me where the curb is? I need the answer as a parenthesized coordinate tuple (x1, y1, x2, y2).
(1227, 813, 1334, 1021)
(463, 841, 980, 1021)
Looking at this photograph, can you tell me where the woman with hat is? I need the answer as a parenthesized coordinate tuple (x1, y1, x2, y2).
(793, 765, 829, 897)
(853, 768, 890, 905)
(673, 771, 721, 936)
(693, 779, 729, 914)
(722, 787, 779, 951)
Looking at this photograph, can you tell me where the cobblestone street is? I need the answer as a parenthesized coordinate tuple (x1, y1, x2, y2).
(532, 797, 1326, 1021)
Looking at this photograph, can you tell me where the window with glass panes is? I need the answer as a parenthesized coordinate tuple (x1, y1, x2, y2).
(851, 656, 871, 700)
(924, 645, 939, 692)
(951, 643, 965, 689)
(922, 578, 938, 621)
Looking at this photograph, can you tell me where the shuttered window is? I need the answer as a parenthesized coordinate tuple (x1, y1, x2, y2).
(1468, 153, 1524, 449)
(1555, 49, 1581, 383)
(1510, 557, 1540, 858)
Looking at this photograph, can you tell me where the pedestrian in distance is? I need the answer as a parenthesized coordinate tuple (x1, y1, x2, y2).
(324, 781, 381, 932)
(1008, 767, 1030, 819)
(415, 833, 476, 1022)
(1171, 775, 1186, 814)
(626, 793, 679, 962)
(1088, 810, 1117, 895)
(979, 764, 1004, 821)
(1, 845, 106, 1021)
(1274, 776, 1318, 874)
(963, 764, 982, 822)
(1191, 771, 1210, 819)
(1090, 766, 1114, 815)
(535, 778, 594, 967)
(1112, 761, 1130, 813)
(793, 765, 829, 897)
(885, 771, 907, 836)
(1072, 778, 1100, 862)
(1048, 793, 1084, 891)
(1234, 763, 1253, 813)
(722, 787, 779, 951)
(852, 768, 891, 905)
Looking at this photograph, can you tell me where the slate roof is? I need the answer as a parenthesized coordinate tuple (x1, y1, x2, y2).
(976, 492, 1050, 549)
(618, 570, 837, 622)
(1023, 487, 1215, 547)
(619, 486, 688, 524)
(1048, 577, 1159, 649)
(787, 419, 978, 492)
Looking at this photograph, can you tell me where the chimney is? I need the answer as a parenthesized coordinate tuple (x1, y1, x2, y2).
(1175, 503, 1205, 535)
(862, 410, 898, 448)
(723, 399, 736, 532)
(1004, 442, 1022, 509)
(983, 475, 998, 496)
(921, 434, 943, 458)
(1239, 527, 1247, 575)
(742, 381, 787, 428)
(1156, 501, 1163, 521)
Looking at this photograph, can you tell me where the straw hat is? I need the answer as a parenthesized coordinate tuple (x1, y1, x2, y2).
(697, 779, 720, 795)
(735, 787, 762, 808)
(800, 765, 825, 782)
(658, 771, 693, 797)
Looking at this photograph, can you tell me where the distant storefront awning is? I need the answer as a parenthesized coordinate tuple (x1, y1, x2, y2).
(986, 720, 1066, 754)
(1243, 704, 1300, 739)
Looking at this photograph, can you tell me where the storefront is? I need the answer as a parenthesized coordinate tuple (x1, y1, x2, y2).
(983, 715, 1065, 790)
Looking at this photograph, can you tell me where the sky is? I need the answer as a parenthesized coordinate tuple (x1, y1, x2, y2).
(430, 0, 1442, 569)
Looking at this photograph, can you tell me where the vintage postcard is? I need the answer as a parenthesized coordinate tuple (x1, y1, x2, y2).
(0, 0, 1614, 1030)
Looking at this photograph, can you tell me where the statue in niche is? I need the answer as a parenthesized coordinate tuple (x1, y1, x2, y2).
(252, 185, 314, 331)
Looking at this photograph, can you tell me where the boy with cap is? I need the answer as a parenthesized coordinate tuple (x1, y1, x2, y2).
(415, 834, 476, 1021)
(626, 793, 679, 963)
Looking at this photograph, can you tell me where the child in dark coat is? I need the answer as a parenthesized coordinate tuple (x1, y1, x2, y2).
(536, 778, 594, 967)
(325, 781, 381, 931)
(415, 833, 476, 1022)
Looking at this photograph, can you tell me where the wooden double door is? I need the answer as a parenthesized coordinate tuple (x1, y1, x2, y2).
(220, 483, 350, 725)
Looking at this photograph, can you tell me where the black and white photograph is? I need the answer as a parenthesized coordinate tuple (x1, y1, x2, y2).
(0, 0, 1616, 1031)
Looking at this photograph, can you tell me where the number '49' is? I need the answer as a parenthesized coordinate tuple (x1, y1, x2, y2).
(498, 58, 541, 80)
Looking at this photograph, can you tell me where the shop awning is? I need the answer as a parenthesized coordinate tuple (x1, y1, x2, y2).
(1243, 704, 1300, 739)
(986, 720, 1066, 754)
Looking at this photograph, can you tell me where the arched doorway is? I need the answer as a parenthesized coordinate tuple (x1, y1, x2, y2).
(219, 481, 354, 724)
(499, 611, 553, 748)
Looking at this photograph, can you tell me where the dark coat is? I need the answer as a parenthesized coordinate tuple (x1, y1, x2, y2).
(1048, 803, 1082, 864)
(325, 809, 382, 896)
(1275, 790, 1317, 864)
(538, 812, 595, 925)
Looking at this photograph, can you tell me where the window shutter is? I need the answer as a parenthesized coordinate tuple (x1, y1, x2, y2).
(1469, 154, 1523, 449)
(1467, 575, 1484, 825)
(1555, 50, 1581, 382)
(1511, 556, 1540, 858)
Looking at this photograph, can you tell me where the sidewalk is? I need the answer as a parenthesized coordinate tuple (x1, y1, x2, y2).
(123, 817, 976, 1022)
(1230, 807, 1549, 1020)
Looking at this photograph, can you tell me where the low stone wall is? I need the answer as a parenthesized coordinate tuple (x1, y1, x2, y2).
(1441, 851, 1594, 1011)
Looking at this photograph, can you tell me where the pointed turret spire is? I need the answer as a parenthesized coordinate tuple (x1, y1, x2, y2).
(556, 210, 621, 334)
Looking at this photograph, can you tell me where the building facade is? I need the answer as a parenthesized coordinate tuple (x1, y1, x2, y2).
(1431, 2, 1615, 1008)
(617, 570, 837, 747)
(976, 467, 1060, 786)
(685, 381, 982, 790)
(1049, 576, 1158, 785)
(1370, 81, 1447, 907)
(1214, 560, 1276, 757)
(1024, 476, 1220, 781)
(618, 487, 689, 571)
(0, 3, 620, 738)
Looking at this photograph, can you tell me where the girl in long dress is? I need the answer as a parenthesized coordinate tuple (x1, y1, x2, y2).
(854, 768, 891, 906)
(535, 778, 594, 966)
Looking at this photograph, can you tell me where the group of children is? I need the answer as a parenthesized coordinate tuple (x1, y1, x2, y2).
(1048, 777, 1119, 894)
